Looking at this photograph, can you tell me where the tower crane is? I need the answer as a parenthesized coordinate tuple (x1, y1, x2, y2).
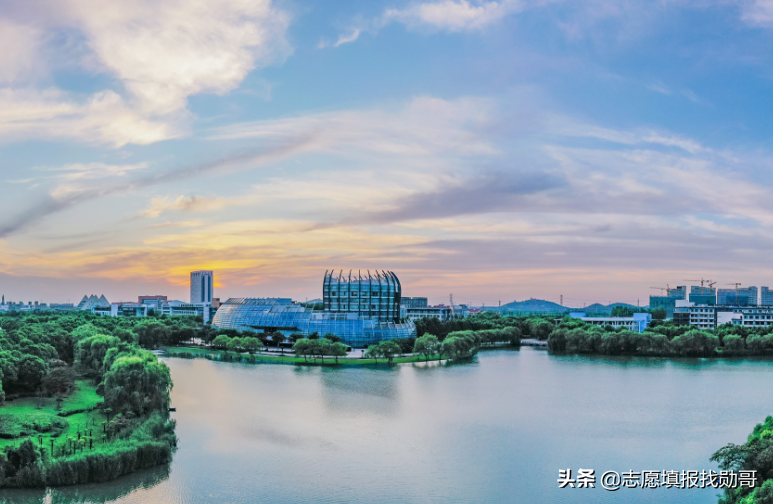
(684, 278, 716, 292)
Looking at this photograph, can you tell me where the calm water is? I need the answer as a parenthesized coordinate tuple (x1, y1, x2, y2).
(3, 348, 773, 504)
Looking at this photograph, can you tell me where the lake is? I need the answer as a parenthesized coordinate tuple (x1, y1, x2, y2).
(2, 347, 772, 504)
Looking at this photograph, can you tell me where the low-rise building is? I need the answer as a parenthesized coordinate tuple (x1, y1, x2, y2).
(93, 303, 149, 317)
(77, 295, 110, 311)
(161, 301, 217, 323)
(569, 312, 652, 333)
(402, 297, 428, 308)
(404, 304, 469, 322)
(672, 304, 773, 329)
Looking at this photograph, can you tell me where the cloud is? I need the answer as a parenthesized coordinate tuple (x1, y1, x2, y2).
(647, 82, 671, 95)
(0, 0, 291, 146)
(318, 29, 362, 49)
(0, 88, 182, 147)
(320, 170, 566, 227)
(46, 162, 149, 199)
(681, 89, 701, 104)
(383, 0, 529, 31)
(58, 0, 291, 116)
(0, 21, 41, 83)
(139, 195, 237, 218)
(210, 96, 498, 157)
(741, 0, 773, 25)
(335, 29, 362, 47)
(0, 133, 317, 238)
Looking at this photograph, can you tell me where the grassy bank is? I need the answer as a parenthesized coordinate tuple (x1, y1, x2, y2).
(163, 346, 445, 365)
(0, 381, 103, 451)
(0, 381, 176, 488)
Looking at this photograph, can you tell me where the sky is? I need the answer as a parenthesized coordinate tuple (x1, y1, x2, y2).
(2, 0, 773, 307)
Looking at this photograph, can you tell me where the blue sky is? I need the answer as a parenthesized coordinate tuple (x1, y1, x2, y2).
(1, 0, 773, 307)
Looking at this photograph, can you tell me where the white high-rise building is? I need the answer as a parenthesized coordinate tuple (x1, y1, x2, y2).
(190, 270, 214, 304)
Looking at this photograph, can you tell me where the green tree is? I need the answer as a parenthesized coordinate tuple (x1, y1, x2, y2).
(723, 334, 745, 352)
(102, 352, 172, 416)
(377, 340, 401, 364)
(112, 327, 136, 344)
(611, 305, 635, 317)
(442, 332, 481, 361)
(323, 333, 341, 343)
(16, 356, 49, 392)
(76, 334, 126, 377)
(256, 332, 270, 349)
(71, 323, 101, 341)
(365, 344, 383, 364)
(243, 337, 260, 355)
(135, 323, 170, 349)
(41, 366, 76, 396)
(293, 339, 310, 362)
(272, 332, 287, 355)
(413, 333, 439, 361)
(212, 334, 230, 350)
(650, 308, 667, 321)
(226, 337, 243, 356)
(330, 342, 348, 364)
(317, 338, 334, 363)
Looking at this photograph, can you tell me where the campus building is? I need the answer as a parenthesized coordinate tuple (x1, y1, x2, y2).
(403, 304, 469, 322)
(212, 270, 417, 347)
(569, 312, 652, 333)
(190, 270, 214, 304)
(674, 303, 773, 329)
(717, 286, 758, 307)
(689, 286, 716, 305)
(761, 287, 773, 306)
(76, 295, 111, 311)
(649, 286, 687, 319)
(401, 297, 428, 308)
(322, 270, 401, 322)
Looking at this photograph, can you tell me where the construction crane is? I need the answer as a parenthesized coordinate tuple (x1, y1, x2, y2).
(684, 278, 716, 292)
(650, 285, 672, 295)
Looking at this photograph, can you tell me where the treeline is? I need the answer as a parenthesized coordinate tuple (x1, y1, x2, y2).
(0, 311, 179, 487)
(409, 328, 519, 363)
(415, 312, 551, 341)
(547, 318, 773, 357)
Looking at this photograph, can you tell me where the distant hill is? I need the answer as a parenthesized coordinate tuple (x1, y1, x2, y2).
(497, 299, 568, 313)
(479, 299, 641, 315)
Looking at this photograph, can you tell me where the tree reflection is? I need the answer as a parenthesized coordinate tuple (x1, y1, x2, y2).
(0, 463, 170, 504)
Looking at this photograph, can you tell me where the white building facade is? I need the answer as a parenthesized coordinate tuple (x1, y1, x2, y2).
(190, 270, 214, 304)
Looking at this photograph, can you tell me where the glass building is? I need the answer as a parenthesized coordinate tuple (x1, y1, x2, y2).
(323, 270, 401, 322)
(212, 271, 416, 347)
(717, 286, 758, 307)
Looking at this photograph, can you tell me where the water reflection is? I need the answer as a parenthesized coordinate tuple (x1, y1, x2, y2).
(318, 366, 402, 418)
(0, 464, 169, 504)
(3, 350, 773, 504)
